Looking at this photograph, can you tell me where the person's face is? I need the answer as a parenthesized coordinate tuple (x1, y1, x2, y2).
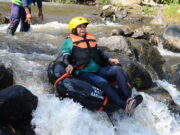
(77, 24, 87, 37)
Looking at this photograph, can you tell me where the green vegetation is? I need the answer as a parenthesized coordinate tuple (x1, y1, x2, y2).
(101, 0, 109, 4)
(164, 3, 179, 14)
(163, 3, 180, 23)
(161, 0, 179, 4)
(143, 6, 156, 15)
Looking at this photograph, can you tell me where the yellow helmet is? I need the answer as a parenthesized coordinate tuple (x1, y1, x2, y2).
(69, 16, 89, 33)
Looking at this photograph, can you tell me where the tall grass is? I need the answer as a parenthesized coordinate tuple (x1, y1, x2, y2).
(163, 3, 180, 23)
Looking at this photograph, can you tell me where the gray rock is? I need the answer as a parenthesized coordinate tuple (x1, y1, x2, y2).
(162, 25, 180, 52)
(97, 36, 133, 56)
(0, 64, 13, 90)
(164, 25, 180, 38)
(129, 39, 165, 79)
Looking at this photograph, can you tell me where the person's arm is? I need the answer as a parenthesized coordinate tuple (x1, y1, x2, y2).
(97, 48, 110, 62)
(98, 48, 120, 65)
(22, 0, 32, 24)
(61, 38, 73, 74)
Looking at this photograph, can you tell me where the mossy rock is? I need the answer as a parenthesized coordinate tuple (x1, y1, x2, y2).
(124, 62, 153, 90)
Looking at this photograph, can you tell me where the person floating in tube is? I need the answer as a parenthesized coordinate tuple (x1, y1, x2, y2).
(60, 16, 143, 116)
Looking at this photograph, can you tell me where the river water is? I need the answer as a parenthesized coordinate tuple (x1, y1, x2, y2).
(0, 1, 180, 135)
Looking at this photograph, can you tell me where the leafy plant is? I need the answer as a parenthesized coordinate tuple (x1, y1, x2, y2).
(143, 6, 156, 15)
(101, 0, 109, 4)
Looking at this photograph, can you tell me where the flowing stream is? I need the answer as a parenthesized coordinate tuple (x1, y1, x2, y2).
(0, 1, 180, 135)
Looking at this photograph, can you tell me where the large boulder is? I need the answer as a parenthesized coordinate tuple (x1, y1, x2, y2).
(0, 13, 9, 24)
(129, 39, 165, 79)
(168, 63, 180, 91)
(145, 86, 180, 114)
(163, 25, 180, 52)
(0, 64, 13, 90)
(110, 25, 133, 36)
(122, 61, 153, 90)
(146, 87, 173, 105)
(0, 85, 38, 134)
(97, 36, 134, 56)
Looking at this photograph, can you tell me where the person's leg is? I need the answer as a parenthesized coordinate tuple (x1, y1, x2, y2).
(7, 3, 21, 35)
(98, 65, 131, 100)
(20, 8, 30, 32)
(78, 72, 126, 109)
(98, 66, 143, 115)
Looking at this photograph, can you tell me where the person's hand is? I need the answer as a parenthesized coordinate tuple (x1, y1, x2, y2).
(108, 58, 120, 65)
(38, 8, 44, 21)
(25, 13, 32, 24)
(66, 64, 73, 74)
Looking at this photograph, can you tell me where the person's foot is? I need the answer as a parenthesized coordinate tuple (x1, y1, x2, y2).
(125, 97, 136, 116)
(6, 28, 14, 36)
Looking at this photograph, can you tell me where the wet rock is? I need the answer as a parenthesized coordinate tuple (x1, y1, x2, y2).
(164, 25, 180, 38)
(146, 87, 173, 104)
(123, 62, 153, 90)
(0, 64, 13, 90)
(100, 9, 116, 22)
(122, 15, 148, 24)
(163, 25, 180, 52)
(169, 63, 180, 91)
(0, 85, 38, 134)
(114, 10, 128, 20)
(97, 36, 134, 56)
(101, 5, 111, 10)
(149, 34, 159, 45)
(132, 27, 146, 39)
(132, 26, 154, 39)
(146, 86, 180, 114)
(129, 39, 165, 79)
(111, 29, 124, 36)
(0, 13, 9, 24)
(170, 63, 180, 74)
(163, 39, 180, 53)
(168, 102, 180, 115)
(143, 26, 155, 35)
(110, 25, 133, 36)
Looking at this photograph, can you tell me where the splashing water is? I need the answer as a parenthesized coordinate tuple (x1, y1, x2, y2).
(156, 80, 180, 106)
